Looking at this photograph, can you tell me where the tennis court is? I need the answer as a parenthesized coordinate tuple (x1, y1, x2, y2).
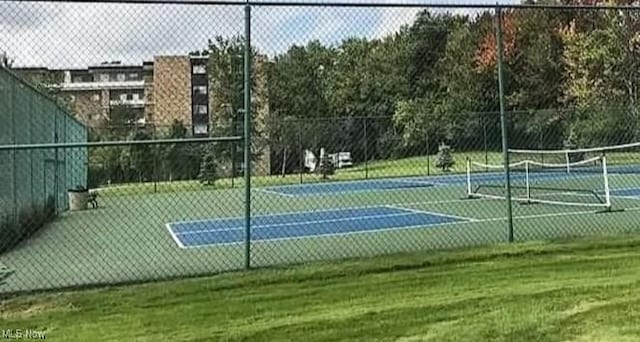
(5, 147, 640, 294)
(167, 206, 470, 248)
(261, 168, 604, 197)
(167, 158, 640, 249)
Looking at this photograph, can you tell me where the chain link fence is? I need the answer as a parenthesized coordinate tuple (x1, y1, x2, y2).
(3, 1, 640, 294)
(0, 67, 87, 255)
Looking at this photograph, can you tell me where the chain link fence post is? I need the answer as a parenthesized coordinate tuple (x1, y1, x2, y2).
(496, 5, 514, 243)
(363, 117, 368, 180)
(298, 119, 303, 184)
(243, 3, 252, 270)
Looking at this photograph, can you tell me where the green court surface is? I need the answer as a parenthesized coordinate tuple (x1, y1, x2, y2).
(1, 168, 640, 294)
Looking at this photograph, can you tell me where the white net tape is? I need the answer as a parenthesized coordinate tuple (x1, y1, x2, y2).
(509, 141, 640, 155)
(470, 156, 601, 170)
(470, 160, 528, 170)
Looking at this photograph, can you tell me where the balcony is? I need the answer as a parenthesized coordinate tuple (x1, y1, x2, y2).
(61, 80, 145, 91)
(109, 99, 145, 108)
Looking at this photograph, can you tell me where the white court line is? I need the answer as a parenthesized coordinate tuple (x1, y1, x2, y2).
(172, 211, 419, 236)
(261, 182, 439, 198)
(178, 205, 640, 249)
(257, 188, 297, 198)
(389, 179, 436, 186)
(165, 223, 186, 249)
(257, 175, 440, 190)
(383, 205, 476, 222)
(166, 198, 496, 226)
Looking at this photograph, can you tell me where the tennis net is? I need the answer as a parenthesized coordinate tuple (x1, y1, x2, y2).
(466, 155, 611, 210)
(509, 141, 640, 175)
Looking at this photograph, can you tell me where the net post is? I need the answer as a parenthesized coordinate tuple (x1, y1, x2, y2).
(466, 157, 472, 197)
(298, 119, 303, 184)
(565, 150, 570, 174)
(426, 131, 430, 176)
(496, 5, 514, 243)
(602, 154, 611, 209)
(525, 160, 530, 202)
(483, 113, 488, 172)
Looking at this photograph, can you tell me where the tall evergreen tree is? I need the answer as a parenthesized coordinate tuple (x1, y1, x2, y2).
(198, 153, 217, 186)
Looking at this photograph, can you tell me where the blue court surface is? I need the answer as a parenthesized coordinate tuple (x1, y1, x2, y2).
(611, 188, 640, 198)
(261, 169, 603, 197)
(167, 206, 468, 248)
(261, 178, 437, 197)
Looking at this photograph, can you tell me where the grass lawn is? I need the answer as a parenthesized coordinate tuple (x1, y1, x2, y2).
(96, 150, 640, 197)
(97, 151, 503, 196)
(2, 234, 640, 341)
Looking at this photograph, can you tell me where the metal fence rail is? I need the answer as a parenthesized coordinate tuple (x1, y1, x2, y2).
(3, 1, 640, 294)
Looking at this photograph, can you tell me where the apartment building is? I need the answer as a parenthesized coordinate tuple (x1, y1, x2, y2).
(151, 55, 210, 136)
(15, 56, 211, 135)
(14, 54, 270, 174)
(15, 62, 146, 127)
(66, 62, 145, 126)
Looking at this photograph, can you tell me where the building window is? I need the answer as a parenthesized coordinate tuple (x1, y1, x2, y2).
(73, 76, 83, 83)
(193, 105, 208, 115)
(92, 94, 100, 102)
(192, 65, 206, 74)
(129, 73, 138, 79)
(194, 124, 208, 135)
(193, 85, 207, 95)
(99, 74, 109, 82)
(120, 94, 127, 101)
(117, 73, 125, 82)
(127, 93, 134, 100)
(132, 93, 140, 101)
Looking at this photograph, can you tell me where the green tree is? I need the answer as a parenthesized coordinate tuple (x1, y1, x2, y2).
(128, 130, 153, 182)
(107, 105, 137, 139)
(206, 35, 267, 174)
(436, 19, 496, 148)
(207, 35, 246, 137)
(561, 6, 640, 145)
(393, 97, 454, 151)
(317, 150, 334, 179)
(407, 11, 464, 98)
(266, 41, 336, 173)
(198, 153, 217, 185)
(326, 35, 410, 159)
(87, 105, 140, 186)
(162, 120, 201, 181)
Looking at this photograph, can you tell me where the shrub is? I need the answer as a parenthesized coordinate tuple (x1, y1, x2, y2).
(0, 264, 13, 287)
(317, 152, 335, 179)
(435, 142, 455, 172)
(0, 196, 57, 254)
(198, 153, 217, 186)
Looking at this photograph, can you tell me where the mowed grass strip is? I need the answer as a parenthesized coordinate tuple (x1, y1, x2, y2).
(2, 234, 640, 342)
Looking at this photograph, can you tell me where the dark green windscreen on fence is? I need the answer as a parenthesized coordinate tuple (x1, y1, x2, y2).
(0, 67, 87, 247)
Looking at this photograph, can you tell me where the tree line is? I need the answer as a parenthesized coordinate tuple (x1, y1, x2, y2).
(89, 0, 640, 183)
(266, 0, 640, 172)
